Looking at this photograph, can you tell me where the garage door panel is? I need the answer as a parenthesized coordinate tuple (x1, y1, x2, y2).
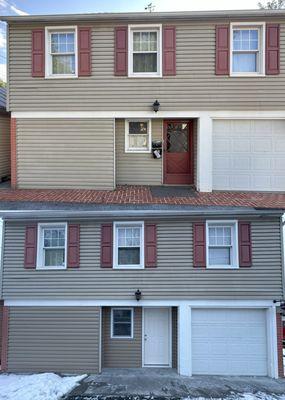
(213, 120, 285, 191)
(192, 309, 268, 376)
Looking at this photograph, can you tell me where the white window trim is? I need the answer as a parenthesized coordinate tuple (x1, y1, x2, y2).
(45, 26, 78, 79)
(111, 307, 134, 339)
(128, 24, 162, 78)
(113, 221, 145, 269)
(230, 22, 266, 77)
(36, 222, 68, 270)
(125, 119, 152, 153)
(206, 220, 239, 269)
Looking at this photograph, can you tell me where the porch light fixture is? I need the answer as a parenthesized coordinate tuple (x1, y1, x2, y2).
(135, 289, 142, 301)
(153, 100, 160, 113)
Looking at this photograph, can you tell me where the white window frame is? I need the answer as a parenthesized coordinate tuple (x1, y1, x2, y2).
(37, 222, 68, 270)
(206, 220, 239, 269)
(125, 119, 152, 153)
(111, 307, 134, 339)
(230, 22, 266, 77)
(113, 221, 144, 269)
(45, 26, 78, 79)
(128, 24, 162, 78)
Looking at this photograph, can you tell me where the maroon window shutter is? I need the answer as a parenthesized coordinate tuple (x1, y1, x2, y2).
(101, 224, 113, 268)
(163, 26, 176, 76)
(114, 26, 128, 76)
(32, 29, 45, 77)
(193, 222, 206, 268)
(266, 24, 280, 75)
(78, 27, 92, 76)
(24, 225, 37, 269)
(216, 25, 229, 75)
(145, 224, 157, 268)
(67, 224, 80, 268)
(239, 222, 252, 268)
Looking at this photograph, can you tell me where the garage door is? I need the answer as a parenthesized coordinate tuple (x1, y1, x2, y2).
(192, 309, 268, 376)
(213, 120, 285, 191)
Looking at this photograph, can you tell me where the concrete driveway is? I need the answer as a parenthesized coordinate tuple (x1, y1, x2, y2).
(64, 368, 285, 400)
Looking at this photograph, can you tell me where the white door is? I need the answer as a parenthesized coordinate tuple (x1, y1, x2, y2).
(192, 309, 268, 376)
(143, 308, 171, 367)
(212, 119, 285, 191)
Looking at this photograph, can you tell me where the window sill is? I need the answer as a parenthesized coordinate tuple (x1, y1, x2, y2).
(111, 336, 134, 340)
(206, 265, 239, 269)
(113, 265, 145, 270)
(125, 149, 151, 154)
(36, 266, 67, 270)
(45, 75, 78, 79)
(128, 74, 162, 78)
(230, 73, 266, 78)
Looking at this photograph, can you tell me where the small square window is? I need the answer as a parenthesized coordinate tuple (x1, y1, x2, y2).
(111, 308, 133, 339)
(114, 222, 144, 269)
(125, 120, 151, 153)
(37, 223, 67, 269)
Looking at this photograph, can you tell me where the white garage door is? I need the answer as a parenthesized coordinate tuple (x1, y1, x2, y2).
(213, 120, 285, 191)
(192, 309, 268, 376)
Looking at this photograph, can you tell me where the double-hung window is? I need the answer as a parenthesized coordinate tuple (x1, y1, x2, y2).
(231, 23, 265, 76)
(206, 221, 238, 269)
(37, 223, 67, 269)
(46, 27, 77, 78)
(111, 308, 133, 339)
(114, 222, 144, 269)
(125, 120, 151, 153)
(129, 25, 161, 77)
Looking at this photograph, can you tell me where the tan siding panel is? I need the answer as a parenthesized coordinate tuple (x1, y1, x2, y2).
(2, 219, 282, 300)
(16, 118, 114, 189)
(8, 21, 285, 112)
(0, 115, 10, 179)
(102, 307, 142, 368)
(116, 119, 162, 185)
(7, 306, 100, 373)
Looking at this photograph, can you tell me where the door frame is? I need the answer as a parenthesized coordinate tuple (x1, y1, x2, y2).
(163, 120, 194, 185)
(142, 307, 172, 368)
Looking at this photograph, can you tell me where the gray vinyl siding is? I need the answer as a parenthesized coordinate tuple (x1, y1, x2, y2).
(8, 20, 285, 112)
(116, 119, 162, 185)
(7, 306, 100, 373)
(0, 115, 10, 180)
(102, 307, 142, 368)
(16, 118, 114, 189)
(2, 218, 282, 300)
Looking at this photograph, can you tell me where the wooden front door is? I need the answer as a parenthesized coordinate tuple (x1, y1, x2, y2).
(163, 120, 194, 184)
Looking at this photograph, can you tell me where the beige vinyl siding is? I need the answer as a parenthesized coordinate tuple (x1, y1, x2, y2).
(0, 115, 10, 180)
(8, 20, 285, 112)
(102, 307, 142, 368)
(116, 119, 162, 185)
(16, 118, 114, 189)
(7, 306, 100, 373)
(2, 218, 282, 300)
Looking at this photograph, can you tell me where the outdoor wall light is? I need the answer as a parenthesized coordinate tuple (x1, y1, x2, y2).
(153, 100, 160, 113)
(135, 289, 142, 301)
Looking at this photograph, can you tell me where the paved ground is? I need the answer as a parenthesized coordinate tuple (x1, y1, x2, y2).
(64, 368, 285, 400)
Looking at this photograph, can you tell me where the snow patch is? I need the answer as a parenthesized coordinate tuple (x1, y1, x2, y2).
(0, 372, 86, 400)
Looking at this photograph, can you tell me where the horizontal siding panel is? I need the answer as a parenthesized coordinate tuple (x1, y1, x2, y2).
(7, 21, 285, 111)
(2, 219, 282, 300)
(16, 118, 114, 189)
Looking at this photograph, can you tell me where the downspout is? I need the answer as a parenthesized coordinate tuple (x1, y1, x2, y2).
(281, 214, 285, 301)
(0, 218, 4, 299)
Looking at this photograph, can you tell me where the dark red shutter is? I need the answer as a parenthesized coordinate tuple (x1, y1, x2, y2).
(32, 29, 45, 77)
(193, 223, 206, 268)
(239, 222, 252, 267)
(216, 25, 230, 75)
(78, 27, 92, 76)
(24, 225, 37, 269)
(67, 224, 80, 268)
(101, 224, 113, 268)
(163, 26, 176, 76)
(266, 24, 280, 75)
(114, 26, 128, 76)
(145, 224, 157, 268)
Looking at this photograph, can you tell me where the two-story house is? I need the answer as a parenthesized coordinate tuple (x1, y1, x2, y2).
(0, 9, 284, 379)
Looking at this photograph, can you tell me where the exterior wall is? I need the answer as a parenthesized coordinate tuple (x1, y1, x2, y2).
(8, 19, 285, 112)
(15, 118, 114, 189)
(102, 307, 142, 368)
(7, 306, 100, 373)
(2, 218, 282, 300)
(0, 114, 10, 180)
(0, 302, 3, 363)
(116, 119, 162, 186)
(276, 312, 284, 377)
